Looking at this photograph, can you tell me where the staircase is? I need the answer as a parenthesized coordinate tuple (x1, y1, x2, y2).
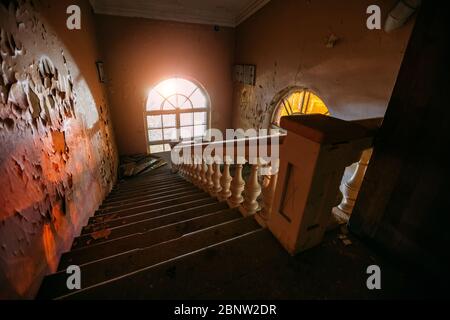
(36, 167, 281, 299)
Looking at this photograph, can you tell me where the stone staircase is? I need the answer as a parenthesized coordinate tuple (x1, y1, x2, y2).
(36, 168, 281, 299)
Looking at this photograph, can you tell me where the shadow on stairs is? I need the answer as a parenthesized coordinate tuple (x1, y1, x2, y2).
(36, 168, 282, 299)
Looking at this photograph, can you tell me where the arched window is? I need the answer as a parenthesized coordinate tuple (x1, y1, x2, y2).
(145, 77, 209, 153)
(271, 89, 329, 127)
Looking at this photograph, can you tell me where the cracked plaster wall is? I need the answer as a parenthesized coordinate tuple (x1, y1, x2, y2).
(233, 0, 415, 129)
(0, 0, 118, 298)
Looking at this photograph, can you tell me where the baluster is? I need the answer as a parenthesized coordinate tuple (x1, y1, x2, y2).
(193, 157, 201, 186)
(179, 162, 185, 177)
(205, 157, 214, 192)
(228, 159, 246, 208)
(185, 162, 192, 181)
(211, 161, 222, 196)
(188, 156, 195, 182)
(218, 157, 232, 201)
(257, 166, 278, 225)
(200, 159, 208, 189)
(336, 148, 373, 216)
(240, 163, 261, 216)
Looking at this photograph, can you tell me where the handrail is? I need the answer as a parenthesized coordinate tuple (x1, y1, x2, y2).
(171, 115, 381, 255)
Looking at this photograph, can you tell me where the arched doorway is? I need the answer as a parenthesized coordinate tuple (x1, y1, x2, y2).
(145, 77, 210, 153)
(271, 88, 329, 127)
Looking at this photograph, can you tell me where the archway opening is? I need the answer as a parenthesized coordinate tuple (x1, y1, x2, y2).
(271, 89, 329, 127)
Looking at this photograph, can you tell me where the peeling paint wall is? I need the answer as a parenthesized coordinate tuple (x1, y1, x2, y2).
(233, 0, 415, 129)
(0, 0, 118, 298)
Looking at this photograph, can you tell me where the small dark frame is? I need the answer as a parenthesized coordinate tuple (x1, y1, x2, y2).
(95, 61, 105, 83)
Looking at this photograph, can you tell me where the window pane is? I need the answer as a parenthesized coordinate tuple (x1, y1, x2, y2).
(194, 112, 206, 125)
(164, 144, 171, 151)
(180, 126, 193, 139)
(162, 95, 176, 110)
(149, 144, 164, 153)
(180, 113, 193, 126)
(162, 114, 176, 127)
(177, 78, 197, 95)
(190, 89, 207, 108)
(147, 115, 162, 128)
(194, 125, 206, 137)
(179, 95, 193, 109)
(146, 91, 164, 111)
(148, 129, 163, 141)
(163, 127, 177, 140)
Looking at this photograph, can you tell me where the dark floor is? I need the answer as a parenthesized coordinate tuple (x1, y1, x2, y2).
(136, 152, 441, 299)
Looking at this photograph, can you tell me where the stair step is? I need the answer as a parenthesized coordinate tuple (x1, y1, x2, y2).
(108, 180, 188, 198)
(114, 170, 174, 185)
(97, 189, 202, 214)
(74, 200, 225, 250)
(100, 185, 195, 207)
(58, 208, 241, 270)
(112, 177, 185, 191)
(94, 192, 209, 217)
(82, 201, 227, 236)
(59, 229, 278, 299)
(105, 182, 192, 202)
(37, 215, 260, 299)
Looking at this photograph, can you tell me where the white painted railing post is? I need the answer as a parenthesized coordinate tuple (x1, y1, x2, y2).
(194, 157, 202, 186)
(200, 158, 208, 189)
(205, 157, 214, 193)
(218, 156, 232, 201)
(240, 162, 261, 216)
(228, 158, 246, 208)
(256, 165, 278, 226)
(211, 160, 222, 196)
(335, 148, 373, 216)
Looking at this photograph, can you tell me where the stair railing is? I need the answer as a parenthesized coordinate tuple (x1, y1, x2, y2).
(172, 115, 380, 255)
(172, 132, 285, 226)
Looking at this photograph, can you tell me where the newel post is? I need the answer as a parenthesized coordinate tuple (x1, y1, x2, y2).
(267, 115, 373, 255)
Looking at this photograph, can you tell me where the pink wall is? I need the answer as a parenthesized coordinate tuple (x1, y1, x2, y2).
(233, 0, 415, 129)
(0, 0, 117, 298)
(95, 16, 235, 155)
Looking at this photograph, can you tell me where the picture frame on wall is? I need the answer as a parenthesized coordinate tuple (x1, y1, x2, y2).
(96, 61, 105, 83)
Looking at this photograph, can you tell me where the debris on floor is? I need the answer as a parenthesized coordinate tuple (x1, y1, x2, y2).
(91, 229, 111, 240)
(119, 153, 167, 178)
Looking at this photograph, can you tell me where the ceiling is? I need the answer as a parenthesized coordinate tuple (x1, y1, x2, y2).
(89, 0, 270, 27)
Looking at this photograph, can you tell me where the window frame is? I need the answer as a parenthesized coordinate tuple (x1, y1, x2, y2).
(270, 88, 330, 128)
(144, 78, 210, 154)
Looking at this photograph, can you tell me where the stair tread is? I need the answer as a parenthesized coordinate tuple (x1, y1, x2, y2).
(82, 201, 227, 235)
(93, 192, 209, 217)
(97, 189, 203, 214)
(37, 215, 261, 299)
(58, 208, 241, 270)
(58, 229, 280, 299)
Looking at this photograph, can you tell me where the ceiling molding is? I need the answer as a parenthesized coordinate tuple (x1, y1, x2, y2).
(235, 0, 270, 26)
(89, 0, 270, 27)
